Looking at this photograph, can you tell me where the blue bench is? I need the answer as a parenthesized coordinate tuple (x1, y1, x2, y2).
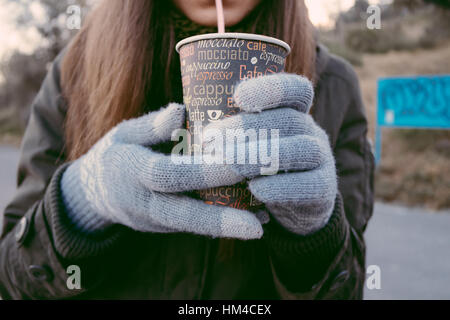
(375, 74, 450, 164)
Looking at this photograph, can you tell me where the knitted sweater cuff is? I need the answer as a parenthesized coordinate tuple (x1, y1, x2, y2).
(263, 192, 348, 272)
(43, 163, 127, 260)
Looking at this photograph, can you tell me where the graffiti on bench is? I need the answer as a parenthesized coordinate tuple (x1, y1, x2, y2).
(377, 75, 450, 128)
(375, 74, 450, 164)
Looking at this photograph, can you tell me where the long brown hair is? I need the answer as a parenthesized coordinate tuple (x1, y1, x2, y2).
(61, 0, 316, 161)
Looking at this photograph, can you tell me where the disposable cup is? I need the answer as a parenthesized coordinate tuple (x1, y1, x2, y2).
(176, 33, 290, 210)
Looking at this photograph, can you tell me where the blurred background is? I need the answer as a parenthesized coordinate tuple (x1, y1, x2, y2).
(0, 0, 449, 299)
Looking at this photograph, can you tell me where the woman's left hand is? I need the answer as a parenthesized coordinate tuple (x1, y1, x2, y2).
(204, 73, 337, 235)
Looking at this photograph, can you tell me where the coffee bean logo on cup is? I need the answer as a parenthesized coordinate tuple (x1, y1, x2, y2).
(207, 110, 224, 122)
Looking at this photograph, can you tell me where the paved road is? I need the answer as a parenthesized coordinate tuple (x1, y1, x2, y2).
(364, 202, 450, 299)
(0, 146, 449, 299)
(0, 145, 21, 228)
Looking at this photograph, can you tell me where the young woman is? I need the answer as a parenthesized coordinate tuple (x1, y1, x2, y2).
(0, 0, 374, 299)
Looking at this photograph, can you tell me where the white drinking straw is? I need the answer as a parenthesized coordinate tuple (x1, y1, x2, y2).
(215, 0, 225, 33)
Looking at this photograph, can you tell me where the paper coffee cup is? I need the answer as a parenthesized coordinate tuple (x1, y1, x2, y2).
(176, 33, 290, 210)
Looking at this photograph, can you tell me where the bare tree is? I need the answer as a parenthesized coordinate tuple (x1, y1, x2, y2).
(0, 0, 91, 128)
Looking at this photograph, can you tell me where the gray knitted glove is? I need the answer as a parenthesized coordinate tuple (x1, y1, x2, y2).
(60, 103, 267, 239)
(204, 73, 338, 235)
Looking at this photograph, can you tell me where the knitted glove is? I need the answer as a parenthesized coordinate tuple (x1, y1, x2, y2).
(60, 103, 267, 239)
(204, 73, 338, 235)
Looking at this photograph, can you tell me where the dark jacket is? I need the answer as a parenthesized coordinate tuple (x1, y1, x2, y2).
(0, 44, 375, 300)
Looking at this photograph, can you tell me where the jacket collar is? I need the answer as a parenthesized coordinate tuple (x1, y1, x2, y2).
(315, 43, 331, 81)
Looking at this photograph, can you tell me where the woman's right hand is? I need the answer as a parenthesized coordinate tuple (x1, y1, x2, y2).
(60, 103, 263, 240)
